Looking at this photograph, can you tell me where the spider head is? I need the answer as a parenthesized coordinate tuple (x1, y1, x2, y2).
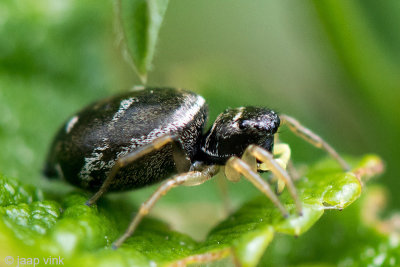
(200, 107, 280, 164)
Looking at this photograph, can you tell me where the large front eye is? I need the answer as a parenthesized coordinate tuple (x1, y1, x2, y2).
(238, 119, 262, 132)
(238, 120, 246, 130)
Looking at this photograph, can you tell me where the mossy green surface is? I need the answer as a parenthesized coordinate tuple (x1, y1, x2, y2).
(0, 155, 384, 266)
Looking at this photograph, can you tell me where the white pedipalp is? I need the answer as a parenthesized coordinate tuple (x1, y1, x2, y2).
(258, 143, 292, 194)
(259, 143, 291, 172)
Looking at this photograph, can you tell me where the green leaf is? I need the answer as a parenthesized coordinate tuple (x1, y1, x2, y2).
(311, 0, 400, 119)
(0, 174, 43, 206)
(117, 0, 169, 83)
(261, 186, 400, 267)
(177, 155, 381, 267)
(0, 155, 383, 266)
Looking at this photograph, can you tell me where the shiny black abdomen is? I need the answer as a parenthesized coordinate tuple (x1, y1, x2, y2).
(44, 88, 208, 192)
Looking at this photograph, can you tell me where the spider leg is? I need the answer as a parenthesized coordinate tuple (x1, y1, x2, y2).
(86, 134, 191, 206)
(259, 143, 291, 171)
(244, 145, 302, 215)
(225, 156, 289, 217)
(287, 160, 301, 181)
(280, 114, 350, 171)
(257, 143, 291, 194)
(241, 146, 258, 172)
(112, 165, 219, 249)
(216, 174, 232, 215)
(272, 133, 300, 188)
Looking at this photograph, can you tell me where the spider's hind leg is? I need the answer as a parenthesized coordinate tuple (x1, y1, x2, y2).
(86, 134, 191, 206)
(112, 165, 219, 249)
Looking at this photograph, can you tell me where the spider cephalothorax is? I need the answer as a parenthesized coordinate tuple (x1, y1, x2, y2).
(199, 107, 280, 164)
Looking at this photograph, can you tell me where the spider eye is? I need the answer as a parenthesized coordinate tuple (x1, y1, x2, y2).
(238, 120, 246, 130)
(239, 120, 262, 133)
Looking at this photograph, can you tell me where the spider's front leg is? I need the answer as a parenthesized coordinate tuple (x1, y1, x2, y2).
(242, 143, 294, 195)
(280, 114, 350, 171)
(225, 156, 290, 217)
(226, 144, 302, 216)
(261, 143, 292, 194)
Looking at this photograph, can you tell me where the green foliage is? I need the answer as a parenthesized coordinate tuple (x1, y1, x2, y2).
(0, 156, 384, 266)
(118, 0, 169, 83)
(262, 186, 400, 267)
(0, 0, 113, 185)
(312, 0, 400, 107)
(0, 174, 42, 206)
(312, 0, 400, 207)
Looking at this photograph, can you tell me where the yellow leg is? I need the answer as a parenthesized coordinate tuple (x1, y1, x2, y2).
(259, 143, 291, 171)
(86, 134, 190, 206)
(112, 165, 219, 249)
(258, 143, 291, 194)
(280, 114, 350, 171)
(225, 157, 289, 217)
(244, 145, 302, 215)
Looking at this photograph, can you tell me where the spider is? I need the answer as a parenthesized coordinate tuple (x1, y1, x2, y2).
(43, 87, 349, 248)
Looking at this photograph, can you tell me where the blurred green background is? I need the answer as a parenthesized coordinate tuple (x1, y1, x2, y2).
(0, 0, 399, 240)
